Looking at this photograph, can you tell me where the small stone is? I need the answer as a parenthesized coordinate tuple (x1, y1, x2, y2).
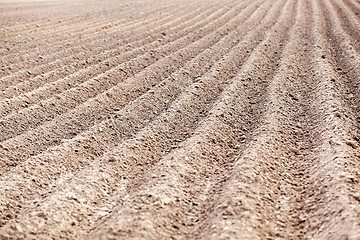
(265, 194, 271, 200)
(108, 156, 118, 162)
(346, 140, 358, 149)
(348, 175, 355, 182)
(290, 147, 300, 155)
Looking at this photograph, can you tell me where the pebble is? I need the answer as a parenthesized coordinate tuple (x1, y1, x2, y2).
(108, 156, 118, 162)
(265, 194, 271, 200)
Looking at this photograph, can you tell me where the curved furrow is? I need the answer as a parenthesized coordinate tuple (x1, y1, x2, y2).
(1, 0, 183, 50)
(0, 1, 242, 142)
(1, 1, 193, 61)
(0, 0, 260, 176)
(0, 0, 226, 89)
(319, 0, 360, 122)
(79, 0, 298, 238)
(0, 1, 241, 141)
(1, 0, 221, 88)
(172, 0, 311, 238)
(333, 0, 360, 25)
(329, 0, 360, 52)
(0, 11, 175, 81)
(0, 0, 204, 75)
(0, 3, 215, 94)
(0, 1, 200, 80)
(2, 0, 359, 238)
(0, 3, 86, 34)
(0, 1, 131, 34)
(0, 4, 160, 62)
(1, 1, 151, 40)
(0, 5, 220, 114)
(0, 6, 194, 94)
(2, 3, 135, 40)
(342, 0, 360, 20)
(296, 0, 360, 237)
(195, 0, 360, 239)
(0, 0, 272, 233)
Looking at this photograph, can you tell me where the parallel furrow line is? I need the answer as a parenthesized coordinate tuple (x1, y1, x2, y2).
(0, 4, 220, 111)
(0, 1, 200, 78)
(1, 1, 152, 38)
(0, 0, 256, 175)
(177, 1, 311, 239)
(0, 0, 223, 84)
(0, 1, 238, 142)
(0, 3, 210, 90)
(329, 0, 360, 52)
(1, 0, 184, 46)
(0, 1, 134, 34)
(0, 0, 265, 230)
(1, 0, 192, 60)
(342, 0, 360, 20)
(319, 0, 360, 121)
(81, 0, 298, 238)
(296, 0, 360, 238)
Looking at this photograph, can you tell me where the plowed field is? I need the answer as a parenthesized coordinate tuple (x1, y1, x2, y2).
(1, 0, 360, 239)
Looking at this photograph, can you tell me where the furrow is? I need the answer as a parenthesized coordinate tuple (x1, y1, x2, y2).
(0, 1, 239, 141)
(177, 0, 312, 238)
(0, 2, 169, 63)
(329, 0, 360, 52)
(194, 0, 360, 239)
(0, 1, 202, 82)
(1, 0, 186, 51)
(1, 1, 142, 35)
(2, 0, 359, 239)
(1, 0, 218, 59)
(2, 1, 151, 39)
(1, 3, 84, 33)
(0, 4, 220, 114)
(295, 0, 360, 238)
(319, 0, 360, 122)
(0, 6, 195, 95)
(0, 0, 212, 77)
(2, 3, 135, 40)
(0, 1, 193, 63)
(0, 0, 258, 176)
(342, 0, 360, 20)
(0, 0, 269, 232)
(80, 0, 298, 238)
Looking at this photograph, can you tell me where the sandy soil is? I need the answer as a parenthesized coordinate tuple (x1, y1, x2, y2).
(0, 0, 360, 239)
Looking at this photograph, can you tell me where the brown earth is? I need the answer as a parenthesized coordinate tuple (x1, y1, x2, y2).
(0, 0, 360, 239)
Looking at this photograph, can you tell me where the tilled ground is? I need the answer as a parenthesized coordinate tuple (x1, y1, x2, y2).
(0, 0, 360, 239)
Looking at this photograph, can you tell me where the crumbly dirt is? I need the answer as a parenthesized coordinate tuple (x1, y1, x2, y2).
(0, 0, 359, 239)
